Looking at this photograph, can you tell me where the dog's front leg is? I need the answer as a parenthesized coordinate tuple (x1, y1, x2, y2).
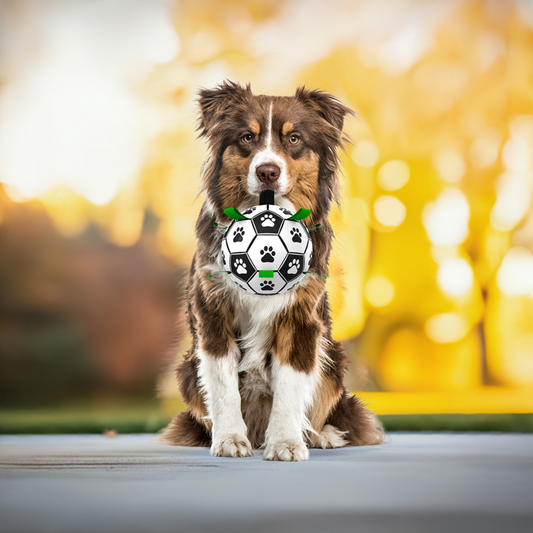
(197, 346, 253, 457)
(263, 308, 320, 462)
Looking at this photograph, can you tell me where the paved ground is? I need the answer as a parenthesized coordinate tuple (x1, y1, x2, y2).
(1, 433, 532, 533)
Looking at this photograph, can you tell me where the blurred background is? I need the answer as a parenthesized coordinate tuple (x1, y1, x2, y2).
(1, 0, 533, 434)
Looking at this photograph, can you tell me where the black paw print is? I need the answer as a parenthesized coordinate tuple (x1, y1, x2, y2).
(233, 227, 245, 242)
(290, 227, 302, 243)
(234, 258, 247, 275)
(260, 214, 276, 227)
(287, 258, 300, 275)
(260, 280, 275, 291)
(260, 246, 276, 263)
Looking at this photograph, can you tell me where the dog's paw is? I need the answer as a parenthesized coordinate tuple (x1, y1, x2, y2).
(211, 434, 253, 458)
(263, 439, 309, 462)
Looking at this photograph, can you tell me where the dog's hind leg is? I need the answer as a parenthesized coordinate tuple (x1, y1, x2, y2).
(158, 353, 212, 446)
(308, 374, 348, 449)
(308, 338, 383, 448)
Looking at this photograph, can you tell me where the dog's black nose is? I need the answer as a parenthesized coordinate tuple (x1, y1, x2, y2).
(256, 164, 280, 184)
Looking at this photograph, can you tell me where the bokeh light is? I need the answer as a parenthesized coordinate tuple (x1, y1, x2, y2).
(437, 257, 474, 298)
(433, 151, 466, 184)
(377, 160, 410, 191)
(425, 313, 469, 344)
(365, 275, 395, 307)
(423, 188, 470, 247)
(352, 141, 380, 168)
(496, 247, 533, 296)
(469, 128, 501, 169)
(373, 196, 406, 227)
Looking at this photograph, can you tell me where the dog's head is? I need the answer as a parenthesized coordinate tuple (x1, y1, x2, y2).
(198, 81, 353, 221)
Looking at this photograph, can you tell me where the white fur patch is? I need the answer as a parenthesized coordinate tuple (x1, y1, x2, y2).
(263, 358, 317, 462)
(196, 346, 252, 457)
(317, 336, 334, 375)
(203, 196, 216, 216)
(266, 101, 273, 149)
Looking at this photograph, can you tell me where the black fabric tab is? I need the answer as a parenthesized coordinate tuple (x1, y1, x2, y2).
(259, 189, 275, 206)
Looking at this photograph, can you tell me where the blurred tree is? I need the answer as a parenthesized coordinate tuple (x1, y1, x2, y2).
(0, 189, 178, 406)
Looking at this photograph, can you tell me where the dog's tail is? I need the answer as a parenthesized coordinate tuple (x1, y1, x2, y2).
(325, 391, 385, 446)
(155, 410, 212, 447)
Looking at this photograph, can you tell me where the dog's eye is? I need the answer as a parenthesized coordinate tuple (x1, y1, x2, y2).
(241, 133, 254, 144)
(289, 134, 300, 145)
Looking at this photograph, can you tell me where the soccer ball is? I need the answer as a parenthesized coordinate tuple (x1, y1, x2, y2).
(221, 204, 313, 295)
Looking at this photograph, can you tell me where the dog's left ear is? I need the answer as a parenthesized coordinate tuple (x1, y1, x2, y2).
(295, 87, 354, 133)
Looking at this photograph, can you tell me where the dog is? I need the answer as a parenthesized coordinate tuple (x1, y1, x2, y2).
(159, 81, 384, 461)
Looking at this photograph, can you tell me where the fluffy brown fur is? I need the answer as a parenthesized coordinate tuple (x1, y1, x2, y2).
(159, 81, 383, 457)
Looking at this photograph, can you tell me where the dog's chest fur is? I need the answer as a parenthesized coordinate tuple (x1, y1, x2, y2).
(233, 288, 295, 397)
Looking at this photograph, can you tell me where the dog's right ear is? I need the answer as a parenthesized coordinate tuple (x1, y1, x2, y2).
(295, 87, 354, 133)
(197, 80, 252, 137)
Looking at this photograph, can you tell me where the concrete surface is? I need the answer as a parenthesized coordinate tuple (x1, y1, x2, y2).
(1, 433, 532, 533)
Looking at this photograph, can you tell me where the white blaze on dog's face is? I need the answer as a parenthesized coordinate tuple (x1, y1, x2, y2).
(246, 102, 291, 195)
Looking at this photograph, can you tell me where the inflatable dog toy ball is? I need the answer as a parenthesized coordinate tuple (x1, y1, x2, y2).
(218, 190, 316, 295)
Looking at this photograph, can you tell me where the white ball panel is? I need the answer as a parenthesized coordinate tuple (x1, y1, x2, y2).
(279, 220, 309, 254)
(304, 239, 313, 271)
(229, 273, 254, 293)
(221, 239, 231, 270)
(227, 220, 256, 254)
(273, 205, 296, 218)
(247, 235, 287, 271)
(248, 271, 287, 295)
(241, 206, 261, 217)
(284, 274, 306, 293)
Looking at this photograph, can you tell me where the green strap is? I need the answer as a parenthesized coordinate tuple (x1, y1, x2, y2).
(223, 208, 247, 220)
(212, 222, 228, 229)
(288, 208, 312, 221)
(304, 271, 327, 279)
(207, 271, 230, 280)
(208, 270, 326, 280)
(307, 223, 321, 231)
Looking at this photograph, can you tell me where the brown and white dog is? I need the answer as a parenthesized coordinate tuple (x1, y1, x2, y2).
(159, 81, 383, 461)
